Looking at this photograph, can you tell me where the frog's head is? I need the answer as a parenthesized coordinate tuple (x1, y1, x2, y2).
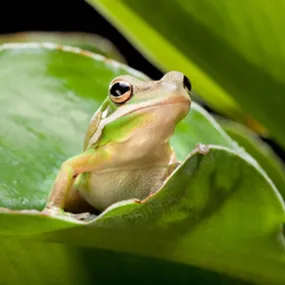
(85, 71, 192, 151)
(104, 71, 191, 125)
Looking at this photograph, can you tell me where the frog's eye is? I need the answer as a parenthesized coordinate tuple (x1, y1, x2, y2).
(109, 81, 133, 104)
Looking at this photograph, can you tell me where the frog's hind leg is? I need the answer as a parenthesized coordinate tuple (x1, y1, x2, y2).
(43, 151, 99, 218)
(64, 178, 95, 214)
(64, 189, 96, 221)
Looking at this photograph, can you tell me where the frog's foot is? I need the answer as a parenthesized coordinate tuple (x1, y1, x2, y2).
(64, 212, 95, 221)
(42, 206, 94, 221)
(41, 206, 64, 217)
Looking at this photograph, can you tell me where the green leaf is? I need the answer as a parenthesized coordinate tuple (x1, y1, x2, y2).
(88, 0, 285, 148)
(218, 118, 285, 200)
(0, 238, 253, 285)
(0, 42, 146, 211)
(0, 31, 125, 62)
(39, 146, 285, 285)
(0, 43, 284, 285)
(0, 240, 92, 285)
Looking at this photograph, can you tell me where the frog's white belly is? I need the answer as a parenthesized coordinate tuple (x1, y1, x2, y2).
(78, 166, 167, 212)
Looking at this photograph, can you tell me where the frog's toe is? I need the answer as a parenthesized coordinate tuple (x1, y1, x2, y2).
(42, 207, 94, 221)
(41, 206, 64, 217)
(65, 211, 95, 221)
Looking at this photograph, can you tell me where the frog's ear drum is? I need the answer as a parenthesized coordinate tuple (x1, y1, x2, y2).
(109, 80, 133, 104)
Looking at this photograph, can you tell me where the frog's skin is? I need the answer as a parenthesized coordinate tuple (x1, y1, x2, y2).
(43, 71, 191, 216)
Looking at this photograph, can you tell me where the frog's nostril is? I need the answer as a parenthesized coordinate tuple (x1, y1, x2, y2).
(183, 75, 192, 92)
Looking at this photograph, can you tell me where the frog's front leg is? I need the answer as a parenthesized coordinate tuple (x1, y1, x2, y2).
(43, 150, 97, 216)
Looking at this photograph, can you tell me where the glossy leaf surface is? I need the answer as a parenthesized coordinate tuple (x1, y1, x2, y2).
(0, 44, 284, 285)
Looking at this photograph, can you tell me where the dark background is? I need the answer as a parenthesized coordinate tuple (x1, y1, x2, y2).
(0, 0, 161, 79)
(1, 0, 284, 160)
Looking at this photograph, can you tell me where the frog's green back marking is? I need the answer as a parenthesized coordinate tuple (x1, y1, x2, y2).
(95, 112, 151, 147)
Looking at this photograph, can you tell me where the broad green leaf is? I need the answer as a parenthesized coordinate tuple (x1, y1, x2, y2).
(0, 43, 239, 285)
(1, 239, 251, 285)
(0, 43, 284, 285)
(0, 41, 242, 212)
(0, 42, 146, 211)
(39, 146, 285, 285)
(218, 118, 285, 200)
(88, 0, 285, 148)
(0, 31, 125, 62)
(0, 240, 91, 285)
(2, 148, 284, 284)
(0, 211, 80, 237)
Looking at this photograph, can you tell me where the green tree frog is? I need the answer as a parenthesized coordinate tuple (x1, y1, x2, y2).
(43, 71, 191, 217)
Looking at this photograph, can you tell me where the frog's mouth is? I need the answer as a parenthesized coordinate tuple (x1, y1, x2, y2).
(123, 96, 190, 116)
(103, 96, 191, 126)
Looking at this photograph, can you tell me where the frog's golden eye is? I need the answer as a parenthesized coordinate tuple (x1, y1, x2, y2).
(109, 81, 133, 104)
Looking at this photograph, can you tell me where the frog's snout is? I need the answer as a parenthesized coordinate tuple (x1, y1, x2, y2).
(161, 71, 192, 96)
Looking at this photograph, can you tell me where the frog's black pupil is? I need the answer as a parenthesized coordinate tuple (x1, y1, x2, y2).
(183, 75, 192, 91)
(110, 82, 130, 97)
